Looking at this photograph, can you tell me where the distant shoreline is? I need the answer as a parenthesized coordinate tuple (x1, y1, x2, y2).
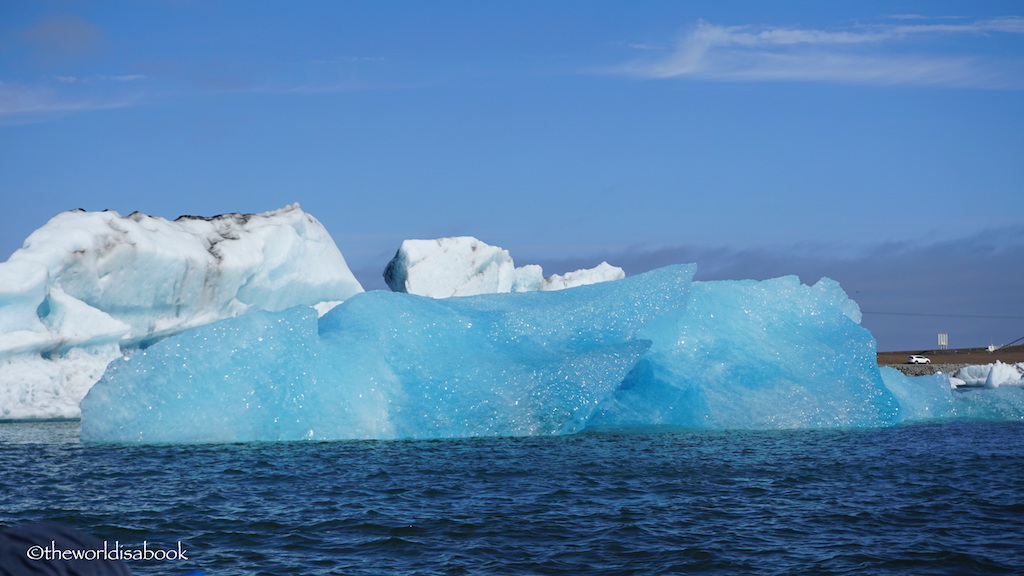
(877, 345, 1024, 376)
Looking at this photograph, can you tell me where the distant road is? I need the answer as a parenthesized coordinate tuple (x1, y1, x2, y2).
(872, 342, 1024, 368)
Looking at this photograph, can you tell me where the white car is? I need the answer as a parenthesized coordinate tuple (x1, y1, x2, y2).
(907, 355, 931, 364)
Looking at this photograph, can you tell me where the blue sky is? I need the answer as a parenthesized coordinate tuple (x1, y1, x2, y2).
(1, 1, 1022, 351)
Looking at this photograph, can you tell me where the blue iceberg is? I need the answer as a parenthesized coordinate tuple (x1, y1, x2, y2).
(80, 263, 1023, 443)
(81, 265, 693, 442)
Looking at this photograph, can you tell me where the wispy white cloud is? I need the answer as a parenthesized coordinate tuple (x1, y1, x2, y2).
(608, 16, 1024, 88)
(308, 56, 388, 65)
(0, 80, 141, 125)
(2, 11, 149, 124)
(1, 50, 393, 125)
(882, 14, 933, 21)
(51, 74, 147, 84)
(101, 74, 147, 83)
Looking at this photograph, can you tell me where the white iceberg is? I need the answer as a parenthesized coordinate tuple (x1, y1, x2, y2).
(535, 261, 625, 291)
(383, 236, 624, 297)
(953, 361, 1024, 388)
(0, 204, 363, 420)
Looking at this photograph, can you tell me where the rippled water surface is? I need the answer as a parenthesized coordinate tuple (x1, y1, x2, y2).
(2, 421, 1023, 575)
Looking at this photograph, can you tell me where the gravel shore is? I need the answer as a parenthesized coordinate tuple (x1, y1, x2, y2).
(877, 344, 1024, 377)
(882, 363, 973, 377)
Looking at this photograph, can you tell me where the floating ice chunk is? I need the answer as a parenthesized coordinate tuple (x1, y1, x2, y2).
(954, 362, 1024, 388)
(0, 204, 363, 420)
(985, 361, 1023, 388)
(383, 236, 625, 297)
(81, 265, 696, 442)
(384, 237, 516, 297)
(954, 365, 989, 388)
(8, 203, 363, 344)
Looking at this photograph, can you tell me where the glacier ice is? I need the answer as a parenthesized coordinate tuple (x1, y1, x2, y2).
(0, 204, 363, 420)
(9, 206, 1023, 437)
(948, 387, 1024, 421)
(878, 368, 958, 421)
(953, 361, 1024, 388)
(534, 261, 625, 291)
(383, 236, 624, 297)
(589, 276, 900, 429)
(82, 265, 695, 442)
(384, 237, 517, 297)
(81, 261, 1024, 444)
(881, 366, 1024, 421)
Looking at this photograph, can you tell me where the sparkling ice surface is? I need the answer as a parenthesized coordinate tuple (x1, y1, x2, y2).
(79, 262, 1024, 443)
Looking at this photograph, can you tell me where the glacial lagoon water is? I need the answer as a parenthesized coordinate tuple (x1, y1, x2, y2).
(2, 420, 1023, 575)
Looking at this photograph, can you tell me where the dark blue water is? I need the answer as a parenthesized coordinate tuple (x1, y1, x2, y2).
(2, 421, 1023, 575)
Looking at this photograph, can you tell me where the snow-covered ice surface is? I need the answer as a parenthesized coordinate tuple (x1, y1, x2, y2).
(0, 204, 363, 420)
(383, 236, 624, 297)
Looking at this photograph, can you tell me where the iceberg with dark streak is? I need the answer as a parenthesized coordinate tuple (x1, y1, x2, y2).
(383, 236, 624, 297)
(0, 204, 363, 420)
